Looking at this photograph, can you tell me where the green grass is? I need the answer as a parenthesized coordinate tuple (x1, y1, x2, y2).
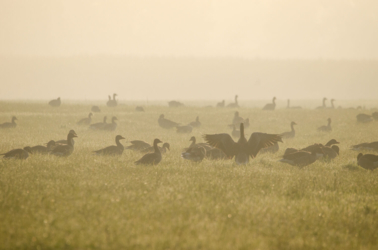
(1, 101, 378, 250)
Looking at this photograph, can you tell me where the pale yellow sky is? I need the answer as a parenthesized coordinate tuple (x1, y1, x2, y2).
(1, 0, 378, 58)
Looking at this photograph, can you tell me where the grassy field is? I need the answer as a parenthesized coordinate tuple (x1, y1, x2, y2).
(1, 101, 378, 250)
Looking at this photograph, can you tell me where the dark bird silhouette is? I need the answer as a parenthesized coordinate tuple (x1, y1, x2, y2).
(216, 100, 225, 108)
(262, 97, 276, 110)
(29, 140, 56, 154)
(103, 116, 118, 131)
(357, 153, 378, 170)
(203, 123, 282, 165)
(93, 135, 125, 155)
(55, 129, 76, 145)
(351, 141, 378, 151)
(168, 100, 184, 107)
(356, 114, 373, 123)
(49, 97, 61, 107)
(328, 99, 336, 109)
(125, 140, 151, 151)
(0, 116, 17, 129)
(316, 97, 327, 109)
(181, 146, 206, 162)
(280, 122, 297, 139)
(89, 116, 107, 130)
(317, 118, 332, 132)
(141, 142, 170, 154)
(135, 106, 145, 112)
(284, 139, 340, 155)
(91, 106, 101, 113)
(279, 147, 324, 168)
(135, 139, 163, 165)
(286, 99, 302, 109)
(184, 136, 212, 151)
(77, 113, 93, 126)
(188, 116, 201, 128)
(50, 130, 77, 157)
(158, 114, 180, 129)
(107, 93, 118, 107)
(1, 147, 32, 159)
(227, 95, 239, 108)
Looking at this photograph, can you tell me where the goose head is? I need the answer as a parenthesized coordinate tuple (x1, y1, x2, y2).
(159, 114, 164, 119)
(116, 135, 125, 141)
(162, 143, 170, 151)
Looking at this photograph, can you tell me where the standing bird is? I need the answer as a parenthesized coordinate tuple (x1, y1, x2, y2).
(125, 140, 152, 151)
(50, 130, 77, 157)
(317, 118, 332, 132)
(107, 93, 118, 107)
(141, 142, 170, 154)
(316, 97, 327, 109)
(188, 116, 201, 128)
(158, 114, 180, 129)
(356, 114, 373, 123)
(77, 113, 93, 126)
(262, 97, 276, 110)
(287, 99, 302, 109)
(216, 100, 225, 108)
(328, 99, 336, 109)
(284, 139, 339, 156)
(1, 147, 32, 159)
(91, 106, 101, 113)
(357, 153, 378, 170)
(227, 95, 239, 108)
(103, 116, 118, 131)
(204, 123, 282, 165)
(93, 135, 125, 155)
(49, 97, 61, 107)
(0, 116, 17, 128)
(181, 146, 206, 162)
(29, 140, 56, 154)
(184, 136, 212, 151)
(135, 139, 163, 165)
(55, 129, 77, 145)
(279, 148, 324, 168)
(280, 122, 297, 139)
(89, 116, 107, 130)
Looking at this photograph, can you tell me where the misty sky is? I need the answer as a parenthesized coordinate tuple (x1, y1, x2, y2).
(1, 0, 378, 59)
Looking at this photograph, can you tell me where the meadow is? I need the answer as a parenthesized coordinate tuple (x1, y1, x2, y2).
(0, 100, 378, 250)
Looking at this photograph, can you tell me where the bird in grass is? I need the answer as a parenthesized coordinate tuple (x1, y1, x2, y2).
(262, 97, 276, 110)
(279, 147, 324, 168)
(135, 139, 163, 165)
(91, 106, 101, 113)
(55, 129, 77, 145)
(158, 114, 180, 129)
(181, 146, 206, 162)
(357, 153, 378, 170)
(141, 142, 170, 154)
(103, 116, 118, 131)
(135, 106, 145, 112)
(204, 123, 282, 165)
(0, 116, 17, 129)
(89, 116, 107, 130)
(168, 100, 184, 107)
(77, 113, 93, 126)
(107, 93, 118, 107)
(317, 118, 332, 132)
(1, 147, 32, 159)
(125, 140, 151, 151)
(93, 135, 125, 155)
(356, 114, 373, 123)
(50, 130, 77, 157)
(49, 97, 61, 107)
(351, 141, 378, 151)
(188, 116, 201, 128)
(280, 121, 297, 139)
(316, 97, 327, 109)
(227, 95, 239, 108)
(29, 140, 56, 154)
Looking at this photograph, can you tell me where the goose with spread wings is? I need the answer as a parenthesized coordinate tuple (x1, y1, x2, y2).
(203, 123, 282, 165)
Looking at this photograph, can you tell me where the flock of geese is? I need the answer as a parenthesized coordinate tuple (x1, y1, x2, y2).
(1, 96, 378, 170)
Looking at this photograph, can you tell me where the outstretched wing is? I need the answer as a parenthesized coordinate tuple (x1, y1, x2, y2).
(248, 132, 282, 158)
(203, 133, 237, 159)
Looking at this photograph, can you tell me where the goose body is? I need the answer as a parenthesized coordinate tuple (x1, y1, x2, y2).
(107, 94, 118, 107)
(49, 97, 61, 107)
(55, 130, 76, 146)
(280, 148, 323, 168)
(126, 140, 151, 151)
(280, 122, 297, 139)
(328, 99, 335, 109)
(103, 116, 118, 131)
(135, 139, 163, 165)
(351, 141, 378, 151)
(204, 123, 282, 165)
(262, 97, 276, 110)
(93, 135, 125, 155)
(216, 100, 225, 108)
(91, 106, 101, 113)
(357, 153, 378, 170)
(188, 116, 201, 128)
(284, 139, 339, 155)
(184, 136, 212, 151)
(1, 147, 32, 159)
(89, 116, 107, 130)
(317, 118, 332, 132)
(0, 116, 17, 129)
(29, 140, 56, 154)
(168, 100, 184, 107)
(227, 95, 239, 108)
(181, 146, 206, 162)
(135, 106, 145, 112)
(141, 142, 170, 154)
(50, 130, 77, 157)
(158, 114, 180, 129)
(260, 142, 279, 154)
(77, 113, 93, 126)
(316, 98, 327, 109)
(356, 114, 373, 123)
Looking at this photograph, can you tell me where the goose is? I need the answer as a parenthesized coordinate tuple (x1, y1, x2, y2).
(135, 106, 145, 112)
(168, 100, 184, 107)
(188, 116, 201, 128)
(141, 142, 170, 154)
(0, 116, 17, 128)
(103, 116, 118, 131)
(184, 136, 212, 151)
(93, 135, 125, 155)
(372, 112, 378, 120)
(125, 140, 151, 151)
(322, 145, 339, 159)
(316, 98, 327, 109)
(262, 97, 276, 110)
(55, 129, 76, 145)
(232, 111, 244, 125)
(231, 125, 240, 139)
(158, 114, 180, 129)
(50, 130, 77, 157)
(77, 113, 93, 126)
(203, 123, 282, 165)
(356, 114, 373, 123)
(284, 139, 339, 155)
(91, 106, 101, 113)
(328, 99, 335, 109)
(357, 153, 378, 170)
(286, 99, 302, 109)
(89, 116, 107, 130)
(279, 148, 324, 168)
(176, 125, 193, 134)
(135, 139, 163, 165)
(181, 146, 206, 162)
(107, 94, 118, 107)
(317, 118, 332, 132)
(48, 97, 61, 107)
(29, 140, 56, 154)
(227, 95, 239, 108)
(216, 100, 225, 108)
(351, 141, 378, 151)
(280, 122, 297, 139)
(1, 147, 32, 159)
